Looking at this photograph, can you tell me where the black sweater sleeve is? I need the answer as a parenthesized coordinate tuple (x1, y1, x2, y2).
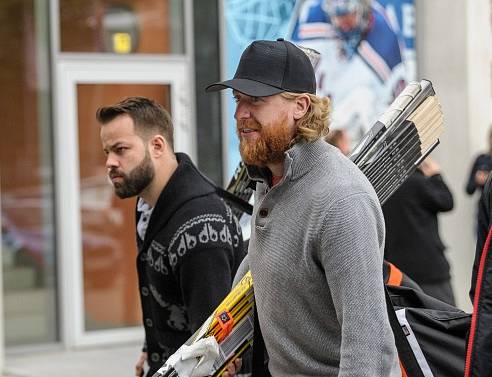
(466, 155, 488, 195)
(466, 158, 479, 195)
(420, 174, 454, 213)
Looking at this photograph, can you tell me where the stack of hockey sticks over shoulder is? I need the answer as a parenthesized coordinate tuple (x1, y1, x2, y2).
(349, 79, 443, 204)
(153, 79, 469, 377)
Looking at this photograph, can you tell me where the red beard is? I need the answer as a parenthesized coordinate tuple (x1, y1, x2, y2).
(236, 115, 294, 166)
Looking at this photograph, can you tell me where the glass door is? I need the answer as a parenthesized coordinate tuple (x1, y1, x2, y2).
(54, 59, 194, 346)
(1, 0, 58, 349)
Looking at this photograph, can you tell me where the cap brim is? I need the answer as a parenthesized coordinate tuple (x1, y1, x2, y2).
(205, 78, 284, 97)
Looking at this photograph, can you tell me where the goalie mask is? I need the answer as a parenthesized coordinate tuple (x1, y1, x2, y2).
(324, 0, 372, 58)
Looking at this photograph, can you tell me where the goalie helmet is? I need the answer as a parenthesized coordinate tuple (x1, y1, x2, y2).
(324, 0, 372, 57)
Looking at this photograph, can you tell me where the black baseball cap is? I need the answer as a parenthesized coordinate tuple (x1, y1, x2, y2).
(205, 38, 316, 97)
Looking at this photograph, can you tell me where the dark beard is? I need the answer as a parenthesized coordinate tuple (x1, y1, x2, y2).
(237, 115, 293, 166)
(111, 152, 155, 199)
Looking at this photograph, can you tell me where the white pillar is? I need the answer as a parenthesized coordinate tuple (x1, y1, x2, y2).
(415, 0, 492, 311)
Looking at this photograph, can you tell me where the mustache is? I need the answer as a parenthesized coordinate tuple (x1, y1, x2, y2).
(236, 119, 262, 132)
(109, 169, 125, 179)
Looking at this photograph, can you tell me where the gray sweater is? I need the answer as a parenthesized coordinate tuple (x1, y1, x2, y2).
(246, 139, 400, 377)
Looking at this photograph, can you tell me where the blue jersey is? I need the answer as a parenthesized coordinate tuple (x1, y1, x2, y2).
(360, 1, 404, 82)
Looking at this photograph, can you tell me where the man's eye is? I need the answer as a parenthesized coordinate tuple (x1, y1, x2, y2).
(233, 96, 240, 103)
(116, 147, 126, 154)
(251, 96, 260, 103)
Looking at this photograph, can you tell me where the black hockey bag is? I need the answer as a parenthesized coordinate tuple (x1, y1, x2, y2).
(385, 285, 471, 377)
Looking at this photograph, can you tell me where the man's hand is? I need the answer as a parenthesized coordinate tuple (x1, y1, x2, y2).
(418, 157, 441, 177)
(475, 170, 490, 187)
(222, 358, 242, 377)
(135, 352, 147, 377)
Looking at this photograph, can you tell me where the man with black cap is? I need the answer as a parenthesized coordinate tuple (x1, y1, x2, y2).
(207, 39, 400, 376)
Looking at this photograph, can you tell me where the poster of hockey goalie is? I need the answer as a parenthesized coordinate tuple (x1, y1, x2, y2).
(223, 0, 416, 176)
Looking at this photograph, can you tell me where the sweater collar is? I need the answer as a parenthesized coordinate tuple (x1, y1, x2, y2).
(139, 152, 216, 249)
(246, 139, 327, 185)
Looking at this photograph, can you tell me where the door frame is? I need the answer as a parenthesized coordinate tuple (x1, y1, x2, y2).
(53, 57, 194, 347)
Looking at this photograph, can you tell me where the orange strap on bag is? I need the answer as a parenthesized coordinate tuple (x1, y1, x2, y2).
(387, 262, 403, 286)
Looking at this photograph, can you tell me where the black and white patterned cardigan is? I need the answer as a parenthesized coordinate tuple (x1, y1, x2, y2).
(136, 153, 245, 376)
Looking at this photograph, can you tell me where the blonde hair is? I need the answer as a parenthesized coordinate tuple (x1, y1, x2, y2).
(280, 92, 331, 143)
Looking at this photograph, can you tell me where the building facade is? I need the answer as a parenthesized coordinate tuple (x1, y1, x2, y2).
(0, 0, 491, 371)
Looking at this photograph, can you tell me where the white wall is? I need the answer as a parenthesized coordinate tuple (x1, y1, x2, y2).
(415, 0, 492, 311)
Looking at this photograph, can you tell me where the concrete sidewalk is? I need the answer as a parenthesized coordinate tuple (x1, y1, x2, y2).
(3, 342, 141, 377)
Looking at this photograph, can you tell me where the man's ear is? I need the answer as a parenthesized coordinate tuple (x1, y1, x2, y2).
(293, 94, 310, 120)
(149, 135, 167, 157)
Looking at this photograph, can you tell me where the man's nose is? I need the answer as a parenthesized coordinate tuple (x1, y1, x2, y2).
(336, 15, 355, 32)
(234, 101, 251, 120)
(105, 153, 119, 170)
(339, 23, 352, 32)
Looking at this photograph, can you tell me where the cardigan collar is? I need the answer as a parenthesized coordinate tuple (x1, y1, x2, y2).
(138, 152, 216, 251)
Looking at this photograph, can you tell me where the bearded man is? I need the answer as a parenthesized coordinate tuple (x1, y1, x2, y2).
(207, 39, 400, 377)
(98, 97, 245, 377)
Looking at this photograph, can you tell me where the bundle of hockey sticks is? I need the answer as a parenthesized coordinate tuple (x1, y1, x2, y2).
(350, 79, 443, 204)
(153, 78, 444, 377)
